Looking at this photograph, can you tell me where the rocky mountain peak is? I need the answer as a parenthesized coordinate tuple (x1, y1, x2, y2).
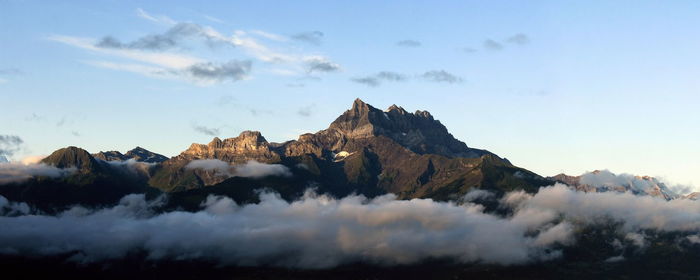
(94, 151, 127, 161)
(125, 147, 168, 163)
(326, 99, 491, 158)
(42, 146, 101, 171)
(179, 130, 279, 163)
(415, 110, 433, 120)
(94, 147, 167, 163)
(351, 98, 370, 111)
(386, 104, 407, 114)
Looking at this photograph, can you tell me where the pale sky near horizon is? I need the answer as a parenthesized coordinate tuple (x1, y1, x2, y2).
(1, 1, 698, 189)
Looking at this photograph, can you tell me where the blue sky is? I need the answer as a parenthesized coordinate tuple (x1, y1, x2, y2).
(1, 0, 698, 189)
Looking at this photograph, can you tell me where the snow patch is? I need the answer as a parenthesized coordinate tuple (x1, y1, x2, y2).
(333, 151, 353, 162)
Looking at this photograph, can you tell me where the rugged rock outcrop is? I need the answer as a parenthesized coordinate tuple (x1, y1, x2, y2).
(178, 131, 280, 163)
(125, 147, 168, 163)
(94, 147, 167, 163)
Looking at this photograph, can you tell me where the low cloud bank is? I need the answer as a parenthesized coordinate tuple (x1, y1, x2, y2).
(0, 163, 76, 184)
(104, 159, 156, 175)
(1, 184, 699, 268)
(0, 191, 565, 267)
(185, 159, 291, 178)
(510, 183, 700, 232)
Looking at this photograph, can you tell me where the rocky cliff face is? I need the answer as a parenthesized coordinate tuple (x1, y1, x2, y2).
(178, 131, 280, 163)
(149, 131, 283, 190)
(288, 98, 492, 159)
(94, 147, 167, 163)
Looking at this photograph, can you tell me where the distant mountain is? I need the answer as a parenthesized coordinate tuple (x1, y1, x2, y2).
(93, 147, 167, 163)
(549, 170, 679, 200)
(42, 146, 105, 172)
(684, 192, 700, 200)
(0, 146, 156, 211)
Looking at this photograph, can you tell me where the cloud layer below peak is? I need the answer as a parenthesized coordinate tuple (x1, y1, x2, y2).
(3, 183, 700, 268)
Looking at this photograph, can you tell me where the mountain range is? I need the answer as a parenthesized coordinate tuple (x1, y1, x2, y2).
(0, 99, 687, 211)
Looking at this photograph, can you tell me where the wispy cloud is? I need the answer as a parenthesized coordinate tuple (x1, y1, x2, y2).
(483, 39, 503, 51)
(0, 68, 23, 84)
(182, 60, 252, 84)
(95, 23, 234, 51)
(506, 33, 530, 45)
(185, 159, 292, 178)
(396, 39, 421, 47)
(49, 35, 202, 69)
(203, 15, 225, 24)
(297, 104, 315, 117)
(478, 33, 530, 52)
(0, 68, 22, 75)
(192, 125, 220, 136)
(136, 8, 176, 25)
(24, 113, 45, 122)
(305, 56, 341, 73)
(420, 70, 463, 83)
(0, 163, 76, 184)
(250, 30, 287, 42)
(291, 31, 324, 45)
(49, 14, 341, 84)
(351, 77, 380, 87)
(0, 135, 23, 158)
(351, 71, 407, 87)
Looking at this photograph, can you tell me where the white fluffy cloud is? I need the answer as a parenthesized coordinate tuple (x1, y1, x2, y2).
(185, 159, 291, 179)
(512, 183, 700, 232)
(2, 183, 700, 267)
(0, 163, 76, 185)
(0, 192, 564, 267)
(49, 15, 340, 84)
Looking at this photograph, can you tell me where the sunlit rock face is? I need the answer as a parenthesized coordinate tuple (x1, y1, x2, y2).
(179, 131, 281, 163)
(150, 131, 282, 189)
(318, 98, 493, 159)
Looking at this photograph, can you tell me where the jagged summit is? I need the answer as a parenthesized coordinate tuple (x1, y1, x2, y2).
(327, 98, 490, 158)
(386, 104, 406, 114)
(94, 151, 127, 162)
(125, 147, 168, 163)
(93, 147, 167, 163)
(178, 130, 279, 163)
